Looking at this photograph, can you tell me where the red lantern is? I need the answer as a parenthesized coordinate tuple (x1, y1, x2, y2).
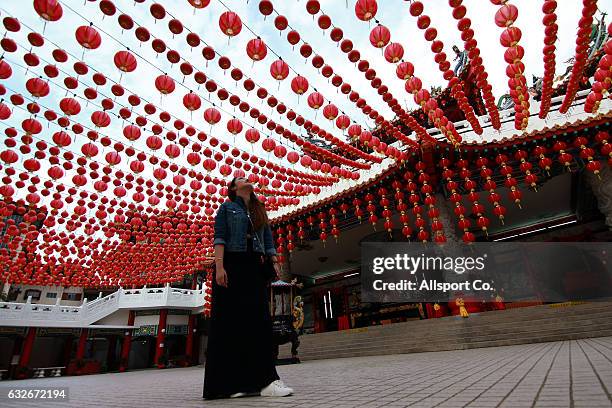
(75, 26, 101, 49)
(396, 61, 415, 80)
(355, 0, 378, 21)
(34, 0, 63, 22)
(226, 118, 243, 136)
(246, 38, 267, 61)
(183, 92, 202, 111)
(155, 74, 175, 95)
(188, 0, 210, 8)
(270, 59, 289, 81)
(91, 111, 111, 128)
(323, 104, 338, 119)
(245, 128, 260, 144)
(122, 125, 141, 141)
(262, 138, 276, 152)
(495, 4, 519, 27)
(204, 108, 221, 125)
(307, 92, 324, 109)
(290, 76, 309, 95)
(114, 51, 137, 72)
(384, 43, 404, 63)
(26, 78, 50, 98)
(335, 115, 350, 130)
(219, 12, 242, 37)
(0, 60, 12, 79)
(370, 25, 391, 48)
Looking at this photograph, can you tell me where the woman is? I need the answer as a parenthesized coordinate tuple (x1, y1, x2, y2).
(203, 177, 294, 399)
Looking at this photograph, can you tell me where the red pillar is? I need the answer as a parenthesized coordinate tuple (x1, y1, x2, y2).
(16, 327, 36, 378)
(154, 309, 168, 368)
(119, 310, 135, 372)
(185, 314, 196, 366)
(76, 328, 88, 360)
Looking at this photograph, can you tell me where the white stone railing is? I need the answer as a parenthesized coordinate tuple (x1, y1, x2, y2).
(0, 283, 207, 328)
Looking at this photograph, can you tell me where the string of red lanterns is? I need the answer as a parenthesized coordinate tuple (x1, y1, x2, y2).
(491, 0, 530, 131)
(406, 1, 483, 135)
(260, 0, 428, 150)
(538, 0, 559, 118)
(448, 0, 501, 130)
(584, 22, 612, 114)
(80, 1, 377, 171)
(560, 0, 600, 113)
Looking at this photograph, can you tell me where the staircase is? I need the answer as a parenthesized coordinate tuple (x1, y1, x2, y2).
(282, 301, 612, 361)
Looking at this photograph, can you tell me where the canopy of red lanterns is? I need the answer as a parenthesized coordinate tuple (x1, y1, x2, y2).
(0, 0, 609, 295)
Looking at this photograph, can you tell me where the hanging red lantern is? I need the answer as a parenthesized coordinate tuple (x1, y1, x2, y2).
(183, 92, 202, 111)
(114, 51, 137, 72)
(335, 115, 350, 131)
(0, 103, 11, 120)
(122, 125, 141, 141)
(396, 61, 414, 80)
(75, 26, 101, 49)
(219, 12, 242, 37)
(155, 74, 175, 95)
(91, 111, 111, 128)
(305, 92, 323, 110)
(287, 151, 299, 164)
(262, 137, 276, 152)
(495, 4, 519, 27)
(25, 78, 50, 98)
(370, 25, 391, 48)
(323, 104, 338, 119)
(34, 0, 63, 22)
(245, 128, 260, 144)
(355, 0, 378, 21)
(0, 60, 12, 79)
(275, 15, 288, 31)
(188, 0, 210, 9)
(270, 59, 289, 81)
(204, 107, 221, 125)
(60, 98, 81, 116)
(246, 38, 267, 61)
(384, 43, 404, 63)
(290, 76, 309, 95)
(259, 1, 274, 16)
(226, 118, 243, 136)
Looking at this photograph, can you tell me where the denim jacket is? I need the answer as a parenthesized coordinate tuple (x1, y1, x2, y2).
(213, 197, 276, 256)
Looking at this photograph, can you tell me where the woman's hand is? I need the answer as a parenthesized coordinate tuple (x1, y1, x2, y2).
(273, 262, 282, 279)
(216, 267, 228, 287)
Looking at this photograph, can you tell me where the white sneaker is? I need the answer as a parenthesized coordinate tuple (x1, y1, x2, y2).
(260, 380, 294, 397)
(230, 392, 247, 398)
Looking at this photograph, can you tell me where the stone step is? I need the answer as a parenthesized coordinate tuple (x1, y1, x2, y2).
(296, 322, 612, 356)
(302, 302, 612, 341)
(279, 302, 612, 361)
(296, 311, 612, 347)
(296, 329, 612, 360)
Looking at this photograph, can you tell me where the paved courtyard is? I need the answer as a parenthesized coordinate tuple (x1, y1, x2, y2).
(1, 337, 611, 408)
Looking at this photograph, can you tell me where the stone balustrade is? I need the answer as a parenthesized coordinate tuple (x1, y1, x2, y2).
(0, 284, 207, 328)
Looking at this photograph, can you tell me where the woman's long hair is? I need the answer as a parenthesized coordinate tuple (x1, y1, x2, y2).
(228, 178, 269, 230)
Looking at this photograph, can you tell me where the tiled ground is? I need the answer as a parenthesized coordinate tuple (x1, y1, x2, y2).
(1, 337, 611, 408)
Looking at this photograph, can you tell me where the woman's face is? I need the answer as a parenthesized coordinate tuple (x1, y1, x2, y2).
(233, 177, 253, 194)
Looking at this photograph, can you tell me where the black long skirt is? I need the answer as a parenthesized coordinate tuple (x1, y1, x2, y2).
(202, 251, 280, 399)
